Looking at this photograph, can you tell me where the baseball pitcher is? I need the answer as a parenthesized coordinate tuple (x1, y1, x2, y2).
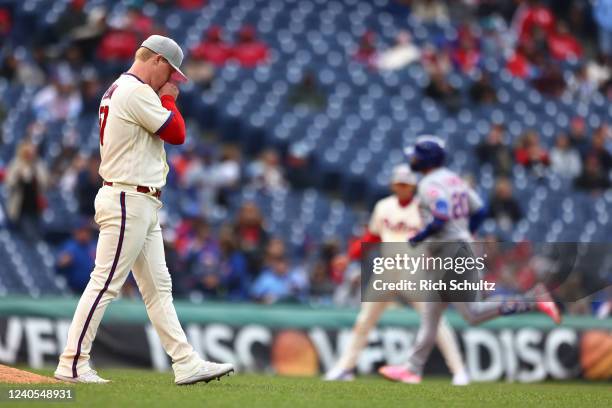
(55, 35, 234, 385)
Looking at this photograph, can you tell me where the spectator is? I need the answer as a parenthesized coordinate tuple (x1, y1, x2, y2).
(587, 125, 612, 174)
(54, 0, 87, 40)
(97, 23, 139, 62)
(519, 24, 549, 58)
(513, 0, 556, 45)
(0, 7, 10, 38)
(212, 145, 242, 207)
(183, 218, 224, 299)
(248, 148, 287, 192)
(80, 68, 104, 114)
(550, 133, 582, 179)
(488, 177, 523, 231)
(217, 225, 251, 301)
(376, 30, 421, 71)
(480, 12, 513, 56)
(469, 72, 498, 105)
(411, 0, 449, 25)
(232, 25, 269, 67)
(574, 155, 611, 193)
(309, 263, 336, 304)
(452, 26, 481, 74)
(32, 65, 82, 123)
(124, 5, 155, 40)
(234, 202, 269, 276)
(76, 155, 102, 218)
(476, 123, 513, 176)
(332, 259, 361, 307)
(182, 144, 217, 215)
(506, 44, 534, 79)
(568, 116, 590, 157)
(70, 6, 108, 61)
(57, 148, 83, 194)
(5, 141, 49, 240)
(286, 143, 312, 189)
(56, 219, 96, 293)
(354, 31, 378, 67)
(64, 44, 88, 76)
(309, 241, 342, 304)
(250, 239, 309, 304)
(424, 71, 462, 112)
(514, 130, 550, 171)
(0, 52, 45, 86)
(587, 53, 611, 88)
(171, 144, 200, 184)
(565, 65, 598, 101)
(548, 21, 583, 61)
(190, 26, 232, 66)
(422, 44, 452, 76)
(531, 61, 566, 97)
(593, 0, 612, 57)
(288, 71, 327, 110)
(602, 76, 612, 100)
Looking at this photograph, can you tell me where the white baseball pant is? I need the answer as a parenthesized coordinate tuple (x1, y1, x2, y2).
(56, 185, 201, 383)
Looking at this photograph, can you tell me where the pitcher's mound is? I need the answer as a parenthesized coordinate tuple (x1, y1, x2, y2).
(0, 365, 61, 384)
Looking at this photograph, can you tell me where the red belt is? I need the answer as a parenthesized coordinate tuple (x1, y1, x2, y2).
(103, 181, 162, 199)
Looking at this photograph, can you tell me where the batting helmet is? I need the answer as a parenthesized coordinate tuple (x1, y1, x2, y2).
(404, 135, 446, 172)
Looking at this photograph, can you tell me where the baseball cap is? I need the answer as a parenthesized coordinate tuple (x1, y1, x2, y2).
(391, 164, 417, 185)
(141, 35, 187, 82)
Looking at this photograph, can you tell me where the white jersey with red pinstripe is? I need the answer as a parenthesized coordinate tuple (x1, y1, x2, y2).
(98, 73, 173, 189)
(56, 72, 205, 384)
(368, 195, 422, 242)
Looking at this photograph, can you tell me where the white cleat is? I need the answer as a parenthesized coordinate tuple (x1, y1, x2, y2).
(54, 370, 110, 384)
(452, 369, 471, 386)
(175, 361, 234, 386)
(323, 366, 355, 381)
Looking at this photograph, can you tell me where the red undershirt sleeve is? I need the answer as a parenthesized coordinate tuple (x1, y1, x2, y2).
(347, 230, 382, 260)
(156, 95, 186, 145)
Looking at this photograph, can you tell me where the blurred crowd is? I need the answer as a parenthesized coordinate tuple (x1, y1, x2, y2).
(478, 120, 612, 232)
(0, 0, 610, 315)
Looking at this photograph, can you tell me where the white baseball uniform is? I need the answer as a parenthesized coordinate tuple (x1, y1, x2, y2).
(56, 73, 202, 383)
(332, 194, 465, 376)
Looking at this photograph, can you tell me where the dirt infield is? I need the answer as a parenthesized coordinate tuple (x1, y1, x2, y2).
(0, 365, 61, 384)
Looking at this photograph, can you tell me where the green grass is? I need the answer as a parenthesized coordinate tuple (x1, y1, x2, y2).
(1, 369, 610, 408)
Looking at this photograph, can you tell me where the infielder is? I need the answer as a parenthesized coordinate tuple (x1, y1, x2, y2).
(55, 35, 233, 385)
(325, 164, 470, 386)
(379, 136, 561, 384)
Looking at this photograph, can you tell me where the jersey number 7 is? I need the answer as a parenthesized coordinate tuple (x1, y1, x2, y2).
(99, 106, 109, 146)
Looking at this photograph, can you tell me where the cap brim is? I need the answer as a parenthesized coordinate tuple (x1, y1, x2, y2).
(169, 65, 188, 83)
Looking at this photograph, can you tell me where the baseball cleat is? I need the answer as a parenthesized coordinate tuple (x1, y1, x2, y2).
(175, 362, 234, 385)
(54, 370, 110, 384)
(451, 369, 470, 386)
(378, 365, 422, 384)
(534, 284, 562, 324)
(323, 366, 355, 381)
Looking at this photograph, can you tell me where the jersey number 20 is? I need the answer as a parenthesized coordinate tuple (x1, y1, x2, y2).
(99, 106, 109, 146)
